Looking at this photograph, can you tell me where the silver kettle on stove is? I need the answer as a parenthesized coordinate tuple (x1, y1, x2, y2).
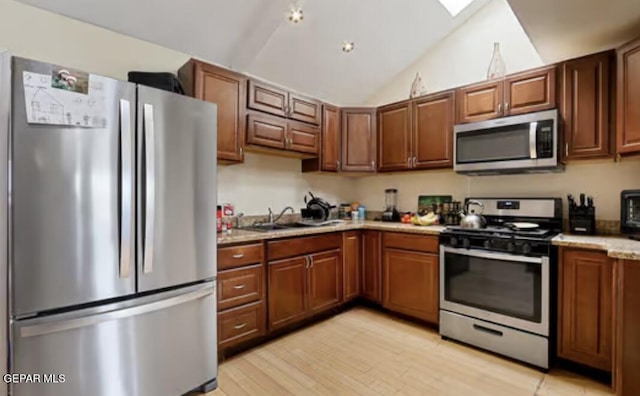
(459, 199, 487, 229)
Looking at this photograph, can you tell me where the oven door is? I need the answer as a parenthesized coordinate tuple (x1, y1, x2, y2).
(439, 246, 549, 336)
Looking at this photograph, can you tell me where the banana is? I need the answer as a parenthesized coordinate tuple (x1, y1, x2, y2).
(412, 212, 438, 226)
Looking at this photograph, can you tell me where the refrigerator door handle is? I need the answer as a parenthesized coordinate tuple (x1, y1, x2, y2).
(143, 103, 156, 274)
(19, 284, 215, 338)
(119, 99, 133, 279)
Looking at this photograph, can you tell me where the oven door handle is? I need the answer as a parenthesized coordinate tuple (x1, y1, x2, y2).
(441, 246, 544, 264)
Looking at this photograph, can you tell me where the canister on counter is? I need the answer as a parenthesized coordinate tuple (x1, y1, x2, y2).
(358, 205, 366, 220)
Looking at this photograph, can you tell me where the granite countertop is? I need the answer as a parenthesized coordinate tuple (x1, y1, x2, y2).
(552, 234, 640, 260)
(217, 221, 445, 246)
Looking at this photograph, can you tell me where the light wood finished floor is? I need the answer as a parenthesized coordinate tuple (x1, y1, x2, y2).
(208, 308, 613, 395)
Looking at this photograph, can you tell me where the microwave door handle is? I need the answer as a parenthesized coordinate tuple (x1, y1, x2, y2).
(529, 121, 538, 159)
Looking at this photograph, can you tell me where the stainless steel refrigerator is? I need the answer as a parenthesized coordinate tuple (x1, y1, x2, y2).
(3, 55, 218, 396)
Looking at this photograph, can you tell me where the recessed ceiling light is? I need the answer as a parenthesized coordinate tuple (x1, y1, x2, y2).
(437, 0, 474, 16)
(288, 7, 304, 23)
(342, 42, 355, 53)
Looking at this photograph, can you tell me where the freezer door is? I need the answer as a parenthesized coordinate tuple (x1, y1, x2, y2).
(11, 282, 218, 396)
(137, 85, 217, 292)
(11, 58, 136, 316)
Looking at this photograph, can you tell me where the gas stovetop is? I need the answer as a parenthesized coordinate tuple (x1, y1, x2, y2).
(443, 225, 556, 239)
(440, 226, 559, 256)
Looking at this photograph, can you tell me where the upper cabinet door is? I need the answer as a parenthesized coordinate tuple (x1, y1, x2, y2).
(321, 104, 341, 172)
(412, 91, 455, 169)
(288, 121, 319, 155)
(289, 93, 322, 125)
(455, 80, 503, 124)
(560, 52, 613, 160)
(341, 108, 377, 172)
(178, 60, 245, 163)
(248, 80, 288, 118)
(377, 101, 412, 172)
(504, 66, 556, 116)
(246, 112, 287, 150)
(617, 38, 640, 155)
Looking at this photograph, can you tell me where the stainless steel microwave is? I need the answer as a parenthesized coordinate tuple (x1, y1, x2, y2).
(454, 109, 563, 175)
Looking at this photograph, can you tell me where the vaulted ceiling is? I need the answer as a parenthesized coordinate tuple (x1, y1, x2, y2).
(15, 0, 490, 105)
(15, 0, 640, 105)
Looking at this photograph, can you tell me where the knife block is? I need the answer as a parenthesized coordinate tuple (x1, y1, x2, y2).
(569, 206, 596, 235)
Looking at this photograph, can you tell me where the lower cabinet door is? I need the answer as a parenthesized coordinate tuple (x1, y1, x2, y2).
(383, 248, 439, 323)
(343, 232, 361, 301)
(558, 248, 613, 371)
(268, 256, 308, 330)
(308, 249, 342, 313)
(362, 231, 382, 303)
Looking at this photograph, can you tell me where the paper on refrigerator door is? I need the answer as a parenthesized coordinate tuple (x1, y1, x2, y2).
(22, 71, 108, 128)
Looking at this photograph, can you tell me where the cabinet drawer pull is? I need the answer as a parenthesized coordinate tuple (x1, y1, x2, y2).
(232, 254, 244, 259)
(234, 323, 247, 330)
(233, 284, 246, 290)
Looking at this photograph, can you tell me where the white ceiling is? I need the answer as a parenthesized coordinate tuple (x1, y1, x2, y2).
(507, 0, 640, 62)
(16, 0, 489, 105)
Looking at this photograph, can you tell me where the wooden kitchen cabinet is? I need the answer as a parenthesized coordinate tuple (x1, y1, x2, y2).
(456, 80, 503, 124)
(616, 260, 640, 396)
(248, 79, 289, 118)
(246, 112, 319, 156)
(560, 51, 613, 160)
(558, 247, 613, 371)
(341, 108, 377, 172)
(288, 121, 320, 154)
(382, 233, 439, 323)
(178, 59, 246, 163)
(267, 234, 342, 330)
(617, 37, 640, 155)
(456, 66, 556, 124)
(301, 104, 341, 172)
(289, 93, 322, 125)
(362, 231, 382, 303)
(343, 231, 361, 301)
(268, 256, 309, 330)
(412, 91, 455, 169)
(248, 79, 321, 125)
(378, 101, 412, 171)
(504, 66, 556, 116)
(308, 249, 342, 313)
(246, 112, 287, 150)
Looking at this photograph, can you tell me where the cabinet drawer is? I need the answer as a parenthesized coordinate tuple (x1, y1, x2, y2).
(383, 232, 439, 253)
(218, 264, 264, 311)
(218, 243, 263, 270)
(218, 301, 266, 348)
(267, 233, 341, 261)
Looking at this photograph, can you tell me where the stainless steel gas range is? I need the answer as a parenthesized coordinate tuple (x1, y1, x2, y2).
(439, 197, 562, 369)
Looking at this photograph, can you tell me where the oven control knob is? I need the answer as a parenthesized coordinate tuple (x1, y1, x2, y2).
(507, 242, 516, 253)
(462, 238, 470, 249)
(522, 243, 532, 255)
(450, 237, 458, 247)
(483, 240, 492, 249)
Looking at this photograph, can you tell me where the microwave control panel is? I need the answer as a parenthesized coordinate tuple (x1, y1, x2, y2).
(536, 120, 554, 158)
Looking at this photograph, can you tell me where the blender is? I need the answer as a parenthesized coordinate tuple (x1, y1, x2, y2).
(382, 188, 401, 222)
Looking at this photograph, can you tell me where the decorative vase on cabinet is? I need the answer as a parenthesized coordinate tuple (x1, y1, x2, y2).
(487, 42, 507, 80)
(409, 73, 426, 98)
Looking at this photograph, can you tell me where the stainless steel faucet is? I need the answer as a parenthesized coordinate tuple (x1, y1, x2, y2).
(268, 206, 295, 223)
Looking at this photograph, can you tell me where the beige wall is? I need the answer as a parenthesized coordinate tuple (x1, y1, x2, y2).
(355, 159, 640, 221)
(366, 0, 543, 106)
(359, 0, 640, 221)
(0, 0, 353, 215)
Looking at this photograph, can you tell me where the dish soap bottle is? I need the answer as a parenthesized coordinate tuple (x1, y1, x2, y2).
(487, 42, 507, 80)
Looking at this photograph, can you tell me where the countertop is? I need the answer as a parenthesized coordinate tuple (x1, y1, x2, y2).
(217, 221, 445, 246)
(552, 234, 640, 260)
(217, 221, 640, 261)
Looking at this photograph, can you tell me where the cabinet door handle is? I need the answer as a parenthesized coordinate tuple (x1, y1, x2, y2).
(233, 284, 246, 290)
(407, 157, 411, 167)
(504, 102, 510, 113)
(412, 157, 417, 167)
(304, 256, 309, 268)
(371, 160, 375, 170)
(239, 147, 243, 156)
(565, 142, 569, 157)
(336, 160, 341, 169)
(309, 256, 314, 268)
(498, 103, 502, 114)
(232, 254, 244, 259)
(234, 323, 247, 330)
